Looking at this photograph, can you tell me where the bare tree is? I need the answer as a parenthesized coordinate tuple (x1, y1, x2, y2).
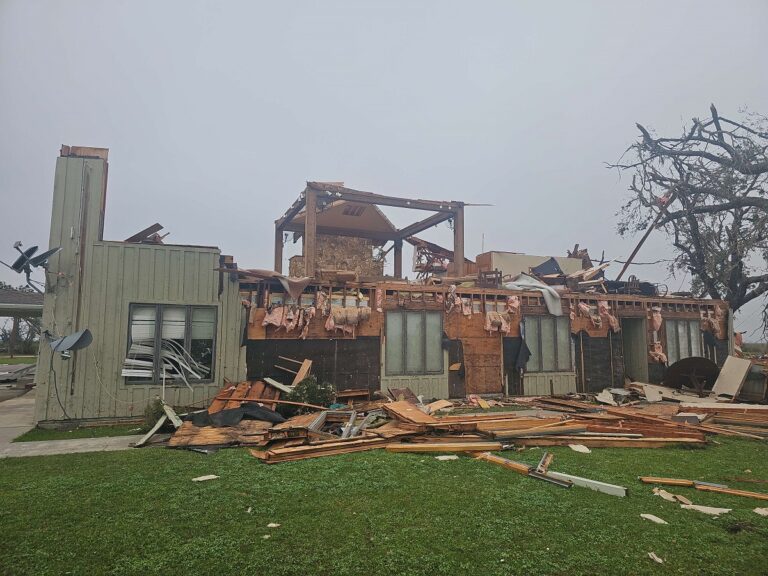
(611, 105, 768, 325)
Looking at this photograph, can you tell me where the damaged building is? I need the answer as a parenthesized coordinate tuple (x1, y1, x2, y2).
(242, 183, 735, 401)
(32, 149, 739, 424)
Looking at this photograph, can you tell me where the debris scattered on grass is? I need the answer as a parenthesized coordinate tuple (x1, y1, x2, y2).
(262, 534, 271, 540)
(681, 504, 731, 516)
(641, 514, 668, 525)
(267, 523, 281, 528)
(648, 552, 664, 564)
(435, 455, 459, 461)
(246, 507, 252, 514)
(191, 474, 219, 482)
(674, 494, 692, 505)
(753, 508, 768, 517)
(652, 487, 677, 502)
(568, 444, 591, 454)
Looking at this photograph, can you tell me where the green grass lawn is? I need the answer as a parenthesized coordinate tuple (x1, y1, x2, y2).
(13, 424, 143, 442)
(0, 438, 767, 576)
(0, 355, 36, 365)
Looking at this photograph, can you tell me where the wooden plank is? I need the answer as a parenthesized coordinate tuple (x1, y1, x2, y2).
(134, 414, 167, 447)
(638, 477, 696, 487)
(224, 381, 251, 410)
(208, 384, 235, 414)
(513, 437, 705, 448)
(711, 355, 752, 401)
(474, 452, 531, 475)
(695, 485, 768, 501)
(291, 359, 312, 385)
(386, 441, 502, 453)
(382, 401, 438, 425)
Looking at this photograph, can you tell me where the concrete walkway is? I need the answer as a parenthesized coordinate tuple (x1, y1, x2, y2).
(0, 435, 137, 458)
(0, 388, 35, 445)
(0, 388, 137, 458)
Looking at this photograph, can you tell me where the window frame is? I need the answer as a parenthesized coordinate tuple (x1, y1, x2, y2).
(125, 303, 218, 385)
(385, 310, 444, 376)
(665, 318, 703, 365)
(524, 315, 572, 373)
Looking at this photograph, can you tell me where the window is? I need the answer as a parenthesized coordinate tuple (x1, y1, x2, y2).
(524, 316, 572, 372)
(665, 319, 702, 364)
(125, 304, 217, 384)
(385, 310, 443, 375)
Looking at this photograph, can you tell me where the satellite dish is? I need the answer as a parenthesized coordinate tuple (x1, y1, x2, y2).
(45, 329, 93, 359)
(29, 247, 62, 268)
(1, 241, 62, 294)
(11, 245, 38, 272)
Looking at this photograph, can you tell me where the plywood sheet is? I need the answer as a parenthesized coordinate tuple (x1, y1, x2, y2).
(712, 356, 752, 401)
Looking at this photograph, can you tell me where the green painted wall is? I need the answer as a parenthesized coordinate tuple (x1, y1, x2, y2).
(35, 154, 245, 423)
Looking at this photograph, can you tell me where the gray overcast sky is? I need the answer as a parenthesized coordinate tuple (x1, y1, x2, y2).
(1, 0, 767, 334)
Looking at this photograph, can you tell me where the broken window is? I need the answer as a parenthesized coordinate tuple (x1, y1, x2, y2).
(385, 310, 443, 375)
(665, 319, 702, 364)
(524, 316, 571, 372)
(123, 304, 217, 385)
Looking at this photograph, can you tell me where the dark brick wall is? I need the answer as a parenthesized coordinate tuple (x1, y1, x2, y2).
(575, 332, 625, 392)
(246, 337, 381, 392)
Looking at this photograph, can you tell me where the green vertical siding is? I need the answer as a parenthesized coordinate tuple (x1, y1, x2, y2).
(35, 156, 245, 423)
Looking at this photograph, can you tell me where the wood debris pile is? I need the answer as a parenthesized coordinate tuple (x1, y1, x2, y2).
(154, 379, 768, 462)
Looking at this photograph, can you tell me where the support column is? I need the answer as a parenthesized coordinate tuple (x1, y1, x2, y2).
(9, 317, 18, 358)
(394, 239, 403, 279)
(304, 188, 317, 277)
(274, 225, 283, 273)
(453, 206, 465, 277)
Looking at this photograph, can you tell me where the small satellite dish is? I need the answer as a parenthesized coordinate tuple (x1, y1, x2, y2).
(44, 329, 93, 359)
(1, 241, 62, 294)
(11, 245, 38, 272)
(29, 247, 62, 268)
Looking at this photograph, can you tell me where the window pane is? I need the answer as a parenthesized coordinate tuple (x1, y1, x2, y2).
(190, 308, 215, 378)
(689, 320, 702, 357)
(541, 317, 556, 371)
(161, 306, 186, 340)
(679, 320, 690, 359)
(666, 321, 679, 364)
(405, 311, 425, 373)
(556, 317, 571, 371)
(526, 318, 541, 372)
(127, 306, 156, 380)
(130, 306, 156, 343)
(385, 312, 404, 375)
(425, 312, 443, 373)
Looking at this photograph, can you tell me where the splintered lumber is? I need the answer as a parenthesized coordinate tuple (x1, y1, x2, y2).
(382, 400, 438, 425)
(546, 471, 627, 497)
(386, 441, 502, 453)
(678, 402, 768, 415)
(169, 420, 273, 448)
(695, 485, 768, 501)
(134, 414, 167, 447)
(475, 452, 573, 488)
(255, 437, 388, 463)
(639, 477, 696, 487)
(512, 436, 705, 448)
(475, 452, 531, 475)
(425, 399, 454, 413)
(489, 424, 587, 440)
(474, 417, 566, 432)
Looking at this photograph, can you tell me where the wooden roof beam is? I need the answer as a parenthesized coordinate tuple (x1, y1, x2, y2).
(275, 193, 307, 229)
(307, 181, 462, 212)
(282, 222, 398, 242)
(395, 211, 453, 240)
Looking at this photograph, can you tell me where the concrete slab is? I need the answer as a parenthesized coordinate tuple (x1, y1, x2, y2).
(0, 388, 35, 445)
(0, 435, 137, 458)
